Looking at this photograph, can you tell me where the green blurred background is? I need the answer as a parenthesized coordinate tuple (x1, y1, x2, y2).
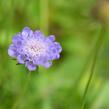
(0, 0, 109, 109)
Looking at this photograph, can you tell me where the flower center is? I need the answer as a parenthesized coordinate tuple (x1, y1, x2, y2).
(24, 39, 47, 57)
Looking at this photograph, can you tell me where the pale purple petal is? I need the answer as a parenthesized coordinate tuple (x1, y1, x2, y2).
(34, 30, 44, 39)
(8, 45, 17, 57)
(22, 27, 33, 37)
(48, 35, 55, 41)
(25, 62, 37, 71)
(54, 42, 62, 53)
(12, 35, 23, 46)
(17, 55, 25, 64)
(43, 61, 52, 68)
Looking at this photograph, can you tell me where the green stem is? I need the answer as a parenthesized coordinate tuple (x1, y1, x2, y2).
(73, 26, 103, 87)
(12, 71, 31, 109)
(40, 0, 49, 35)
(81, 25, 107, 109)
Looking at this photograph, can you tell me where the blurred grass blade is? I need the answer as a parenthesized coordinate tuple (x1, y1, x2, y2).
(81, 25, 108, 109)
(40, 0, 49, 35)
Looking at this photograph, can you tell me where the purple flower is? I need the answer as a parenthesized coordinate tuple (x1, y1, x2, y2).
(8, 27, 62, 71)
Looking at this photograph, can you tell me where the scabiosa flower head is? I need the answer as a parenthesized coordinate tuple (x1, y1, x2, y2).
(8, 27, 62, 71)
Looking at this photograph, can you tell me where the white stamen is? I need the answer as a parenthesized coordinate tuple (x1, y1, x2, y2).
(24, 39, 47, 57)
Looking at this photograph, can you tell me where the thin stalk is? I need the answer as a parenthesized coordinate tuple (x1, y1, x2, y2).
(40, 0, 49, 35)
(81, 25, 107, 109)
(12, 71, 31, 109)
(73, 27, 102, 87)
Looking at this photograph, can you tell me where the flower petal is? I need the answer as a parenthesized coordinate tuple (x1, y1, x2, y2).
(25, 61, 37, 71)
(43, 61, 52, 68)
(17, 55, 25, 64)
(8, 45, 17, 57)
(34, 30, 45, 39)
(54, 42, 62, 53)
(12, 34, 23, 46)
(48, 35, 55, 41)
(35, 56, 52, 68)
(22, 27, 33, 37)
